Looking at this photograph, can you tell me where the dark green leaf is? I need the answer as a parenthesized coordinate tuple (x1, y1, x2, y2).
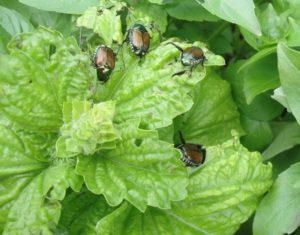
(58, 190, 115, 235)
(263, 122, 300, 160)
(277, 43, 300, 124)
(166, 0, 218, 22)
(198, 0, 261, 35)
(237, 47, 280, 104)
(240, 115, 273, 151)
(253, 163, 300, 235)
(19, 0, 99, 14)
(177, 71, 243, 146)
(0, 5, 34, 36)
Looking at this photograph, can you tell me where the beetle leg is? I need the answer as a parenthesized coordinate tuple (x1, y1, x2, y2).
(172, 70, 186, 77)
(188, 66, 195, 77)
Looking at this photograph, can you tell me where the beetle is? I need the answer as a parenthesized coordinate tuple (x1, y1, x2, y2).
(168, 42, 206, 76)
(124, 23, 150, 58)
(92, 45, 116, 82)
(176, 131, 206, 167)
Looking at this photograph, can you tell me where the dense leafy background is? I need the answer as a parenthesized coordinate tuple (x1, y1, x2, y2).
(0, 0, 300, 234)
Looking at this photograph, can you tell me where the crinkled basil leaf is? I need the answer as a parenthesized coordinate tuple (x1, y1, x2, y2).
(97, 137, 273, 235)
(76, 119, 188, 212)
(3, 164, 83, 235)
(177, 71, 243, 146)
(0, 27, 95, 132)
(100, 40, 224, 130)
(56, 100, 119, 158)
(57, 189, 115, 235)
(77, 0, 126, 44)
(0, 125, 46, 232)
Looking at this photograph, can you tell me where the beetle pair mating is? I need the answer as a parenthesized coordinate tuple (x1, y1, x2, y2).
(92, 23, 207, 82)
(177, 131, 206, 167)
(92, 23, 150, 81)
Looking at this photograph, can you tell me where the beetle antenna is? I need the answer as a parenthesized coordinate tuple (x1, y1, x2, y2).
(178, 131, 186, 144)
(167, 42, 184, 52)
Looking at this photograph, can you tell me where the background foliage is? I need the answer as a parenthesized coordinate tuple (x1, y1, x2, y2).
(0, 0, 300, 234)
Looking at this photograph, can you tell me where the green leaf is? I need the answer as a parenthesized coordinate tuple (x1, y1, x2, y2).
(166, 0, 219, 22)
(253, 162, 300, 235)
(126, 0, 168, 33)
(56, 101, 119, 158)
(3, 164, 83, 235)
(259, 3, 288, 42)
(237, 48, 280, 104)
(57, 190, 115, 235)
(76, 119, 188, 212)
(177, 71, 243, 146)
(224, 61, 284, 121)
(263, 122, 300, 160)
(0, 27, 95, 132)
(196, 0, 261, 36)
(286, 17, 300, 47)
(97, 137, 273, 234)
(240, 115, 273, 152)
(19, 0, 99, 14)
(277, 43, 300, 124)
(0, 125, 46, 232)
(101, 40, 224, 130)
(0, 6, 34, 36)
(271, 87, 291, 112)
(77, 1, 126, 45)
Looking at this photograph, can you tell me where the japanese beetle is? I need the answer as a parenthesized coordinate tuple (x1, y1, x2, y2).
(124, 23, 150, 58)
(92, 45, 116, 82)
(168, 42, 206, 76)
(177, 131, 206, 167)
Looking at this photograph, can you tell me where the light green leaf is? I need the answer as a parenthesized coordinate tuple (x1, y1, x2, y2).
(277, 43, 300, 124)
(237, 48, 280, 104)
(259, 4, 288, 42)
(19, 0, 99, 14)
(0, 6, 34, 36)
(147, 0, 172, 4)
(56, 100, 118, 158)
(97, 137, 273, 235)
(57, 190, 115, 235)
(166, 0, 219, 22)
(263, 122, 300, 160)
(253, 163, 300, 235)
(77, 1, 126, 44)
(271, 87, 291, 111)
(177, 71, 243, 146)
(286, 17, 300, 47)
(240, 115, 273, 152)
(0, 125, 46, 232)
(126, 0, 168, 34)
(101, 40, 224, 130)
(0, 28, 95, 132)
(196, 0, 261, 35)
(76, 119, 188, 212)
(3, 164, 83, 235)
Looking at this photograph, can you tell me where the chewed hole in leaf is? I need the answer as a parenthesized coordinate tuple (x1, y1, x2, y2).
(49, 44, 57, 59)
(134, 139, 143, 147)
